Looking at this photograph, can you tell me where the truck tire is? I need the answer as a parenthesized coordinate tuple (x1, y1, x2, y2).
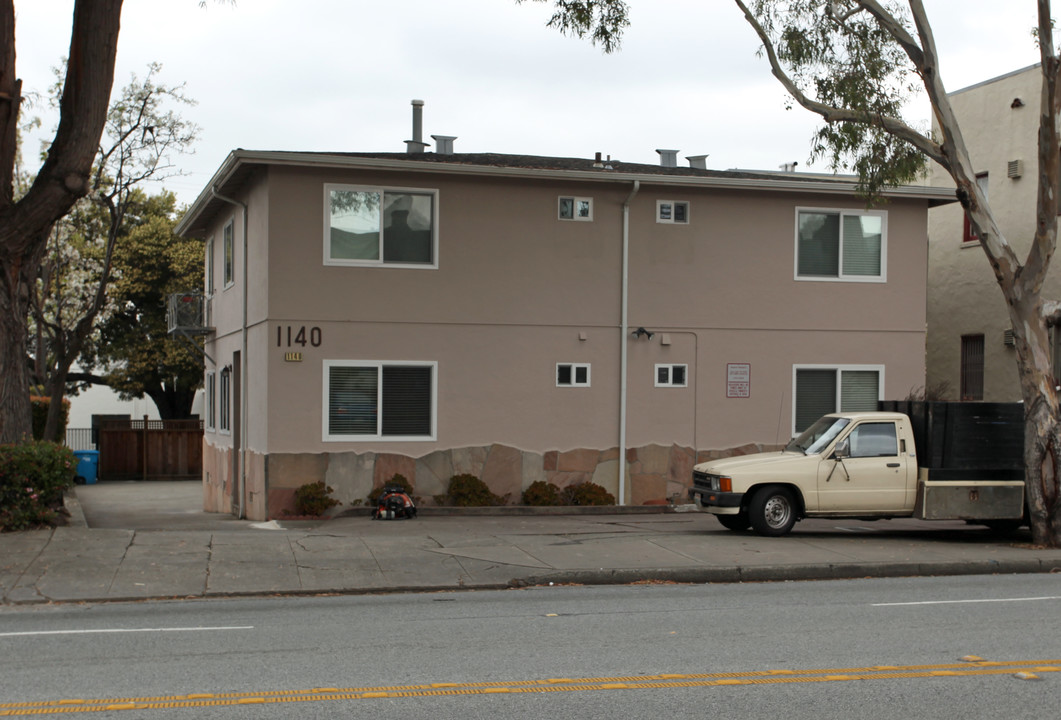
(748, 486, 797, 536)
(716, 512, 750, 532)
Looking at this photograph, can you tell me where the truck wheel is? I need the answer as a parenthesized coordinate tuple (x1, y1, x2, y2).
(748, 486, 797, 536)
(716, 513, 750, 532)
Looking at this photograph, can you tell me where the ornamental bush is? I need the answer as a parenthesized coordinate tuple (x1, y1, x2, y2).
(560, 481, 616, 506)
(522, 480, 562, 506)
(293, 481, 340, 516)
(0, 441, 77, 531)
(440, 473, 509, 507)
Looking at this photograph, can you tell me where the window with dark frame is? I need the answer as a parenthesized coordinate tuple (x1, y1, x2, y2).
(222, 221, 234, 287)
(219, 367, 231, 432)
(960, 334, 985, 401)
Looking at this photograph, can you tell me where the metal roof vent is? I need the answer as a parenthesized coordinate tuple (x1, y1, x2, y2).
(405, 99, 429, 154)
(431, 135, 456, 155)
(656, 149, 679, 168)
(686, 154, 709, 170)
(1007, 159, 1023, 179)
(779, 161, 799, 172)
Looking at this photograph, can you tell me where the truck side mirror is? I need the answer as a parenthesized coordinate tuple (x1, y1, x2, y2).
(834, 438, 850, 459)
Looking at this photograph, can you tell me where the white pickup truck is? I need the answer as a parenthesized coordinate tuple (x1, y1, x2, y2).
(689, 403, 1027, 536)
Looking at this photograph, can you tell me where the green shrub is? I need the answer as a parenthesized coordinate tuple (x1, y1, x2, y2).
(30, 396, 70, 441)
(441, 473, 509, 506)
(368, 474, 415, 505)
(293, 481, 340, 516)
(0, 441, 77, 531)
(522, 480, 562, 506)
(561, 481, 615, 506)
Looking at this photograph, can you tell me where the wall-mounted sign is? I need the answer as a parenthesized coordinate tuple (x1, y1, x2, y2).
(727, 363, 750, 398)
(284, 352, 303, 362)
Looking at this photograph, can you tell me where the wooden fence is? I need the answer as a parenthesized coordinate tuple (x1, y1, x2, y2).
(98, 418, 203, 481)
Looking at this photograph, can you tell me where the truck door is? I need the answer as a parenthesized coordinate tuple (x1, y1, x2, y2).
(817, 421, 909, 512)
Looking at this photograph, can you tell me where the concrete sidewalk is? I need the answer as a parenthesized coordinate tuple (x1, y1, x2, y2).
(1, 482, 1059, 604)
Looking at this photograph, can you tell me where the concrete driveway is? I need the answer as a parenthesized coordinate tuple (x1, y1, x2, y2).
(72, 481, 260, 531)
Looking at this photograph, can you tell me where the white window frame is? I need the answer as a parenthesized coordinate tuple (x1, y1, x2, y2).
(794, 207, 888, 283)
(556, 362, 591, 387)
(205, 371, 216, 431)
(656, 200, 690, 224)
(323, 184, 439, 269)
(219, 367, 231, 435)
(655, 364, 688, 387)
(322, 360, 437, 442)
(791, 364, 885, 436)
(222, 220, 234, 289)
(558, 196, 593, 221)
(205, 237, 215, 296)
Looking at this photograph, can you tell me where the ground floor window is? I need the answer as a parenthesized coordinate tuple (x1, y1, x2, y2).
(219, 367, 231, 433)
(960, 334, 985, 401)
(556, 363, 591, 387)
(205, 372, 216, 431)
(793, 365, 882, 434)
(324, 360, 436, 441)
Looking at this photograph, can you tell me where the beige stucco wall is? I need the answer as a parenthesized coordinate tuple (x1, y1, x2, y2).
(927, 64, 1059, 401)
(198, 161, 931, 518)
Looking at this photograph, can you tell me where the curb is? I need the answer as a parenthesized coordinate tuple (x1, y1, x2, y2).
(62, 490, 88, 528)
(333, 504, 698, 519)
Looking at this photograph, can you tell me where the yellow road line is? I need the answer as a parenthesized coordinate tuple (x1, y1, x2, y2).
(2, 660, 1057, 716)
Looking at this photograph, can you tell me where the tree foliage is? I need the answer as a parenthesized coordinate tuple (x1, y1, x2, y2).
(91, 191, 205, 419)
(28, 63, 198, 439)
(517, 0, 630, 53)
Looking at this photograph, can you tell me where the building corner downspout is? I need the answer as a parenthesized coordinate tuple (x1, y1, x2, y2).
(210, 186, 249, 520)
(619, 180, 639, 506)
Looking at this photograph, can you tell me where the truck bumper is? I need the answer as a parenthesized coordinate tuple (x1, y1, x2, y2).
(689, 488, 743, 513)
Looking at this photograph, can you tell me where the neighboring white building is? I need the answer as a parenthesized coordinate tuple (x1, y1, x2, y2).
(927, 64, 1060, 401)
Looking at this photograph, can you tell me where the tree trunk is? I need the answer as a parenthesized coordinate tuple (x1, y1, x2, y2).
(0, 0, 123, 444)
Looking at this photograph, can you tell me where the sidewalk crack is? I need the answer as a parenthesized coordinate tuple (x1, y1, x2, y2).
(7, 528, 55, 603)
(105, 531, 135, 596)
(289, 537, 304, 590)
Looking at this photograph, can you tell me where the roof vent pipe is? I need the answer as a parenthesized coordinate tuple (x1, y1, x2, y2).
(656, 149, 679, 168)
(686, 154, 709, 170)
(405, 99, 429, 154)
(431, 135, 457, 155)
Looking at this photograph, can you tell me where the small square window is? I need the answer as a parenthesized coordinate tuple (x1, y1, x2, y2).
(559, 197, 593, 221)
(657, 200, 689, 224)
(655, 364, 688, 387)
(557, 363, 591, 387)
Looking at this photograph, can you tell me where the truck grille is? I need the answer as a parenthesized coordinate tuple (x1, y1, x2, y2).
(693, 470, 720, 492)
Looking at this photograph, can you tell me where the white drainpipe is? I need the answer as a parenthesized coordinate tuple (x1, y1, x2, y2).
(619, 180, 639, 505)
(210, 187, 248, 520)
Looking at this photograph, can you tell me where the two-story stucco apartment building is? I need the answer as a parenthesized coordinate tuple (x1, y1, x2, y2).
(927, 64, 1061, 402)
(176, 135, 952, 520)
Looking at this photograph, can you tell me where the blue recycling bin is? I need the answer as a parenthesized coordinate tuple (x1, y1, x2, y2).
(72, 450, 99, 485)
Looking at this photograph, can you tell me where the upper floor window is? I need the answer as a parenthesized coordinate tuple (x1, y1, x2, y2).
(963, 172, 989, 243)
(222, 221, 234, 288)
(657, 200, 689, 224)
(559, 196, 593, 221)
(796, 208, 887, 282)
(205, 237, 215, 295)
(326, 184, 437, 267)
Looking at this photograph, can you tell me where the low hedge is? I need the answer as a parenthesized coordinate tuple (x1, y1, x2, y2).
(0, 441, 77, 531)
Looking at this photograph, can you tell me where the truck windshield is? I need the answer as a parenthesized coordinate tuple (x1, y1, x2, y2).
(785, 416, 851, 455)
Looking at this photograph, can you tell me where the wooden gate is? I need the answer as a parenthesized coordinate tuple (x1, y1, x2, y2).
(98, 418, 203, 481)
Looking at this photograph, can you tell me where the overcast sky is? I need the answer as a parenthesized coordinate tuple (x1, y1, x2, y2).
(16, 1, 1046, 206)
